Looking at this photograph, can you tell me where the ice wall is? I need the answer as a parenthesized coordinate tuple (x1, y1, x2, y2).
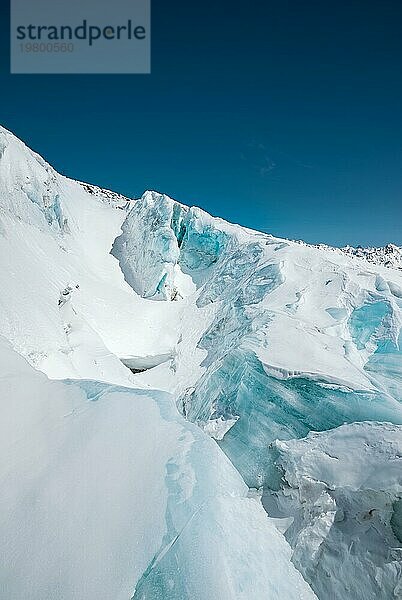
(173, 238, 402, 492)
(181, 348, 402, 489)
(112, 190, 229, 300)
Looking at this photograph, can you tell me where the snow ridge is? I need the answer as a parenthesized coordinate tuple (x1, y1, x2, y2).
(340, 243, 402, 269)
(78, 180, 135, 210)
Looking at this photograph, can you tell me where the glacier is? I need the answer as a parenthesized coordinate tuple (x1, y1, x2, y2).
(0, 124, 401, 599)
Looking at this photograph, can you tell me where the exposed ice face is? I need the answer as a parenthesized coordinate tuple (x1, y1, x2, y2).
(167, 231, 402, 492)
(348, 298, 392, 351)
(0, 127, 66, 232)
(111, 190, 230, 301)
(111, 191, 187, 300)
(181, 348, 402, 489)
(268, 422, 402, 600)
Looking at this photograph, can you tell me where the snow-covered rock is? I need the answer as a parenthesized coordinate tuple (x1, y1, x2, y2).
(303, 240, 402, 270)
(78, 180, 135, 209)
(340, 243, 402, 270)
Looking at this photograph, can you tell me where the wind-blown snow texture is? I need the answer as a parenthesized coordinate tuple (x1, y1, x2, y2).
(0, 124, 401, 599)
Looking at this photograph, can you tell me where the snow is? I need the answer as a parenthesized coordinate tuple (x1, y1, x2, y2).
(268, 422, 402, 600)
(1, 123, 402, 599)
(0, 338, 170, 599)
(202, 415, 239, 440)
(0, 126, 181, 384)
(0, 336, 316, 600)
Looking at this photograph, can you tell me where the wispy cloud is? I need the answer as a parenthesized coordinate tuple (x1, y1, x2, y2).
(241, 140, 314, 178)
(241, 141, 277, 178)
(258, 156, 277, 177)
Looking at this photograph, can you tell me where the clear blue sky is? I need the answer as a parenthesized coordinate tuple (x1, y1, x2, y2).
(1, 1, 401, 246)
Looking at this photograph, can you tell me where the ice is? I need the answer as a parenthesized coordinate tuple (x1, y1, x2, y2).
(166, 228, 402, 494)
(365, 329, 402, 402)
(178, 210, 228, 275)
(348, 299, 391, 350)
(180, 347, 402, 488)
(112, 190, 230, 300)
(268, 422, 402, 600)
(111, 191, 188, 301)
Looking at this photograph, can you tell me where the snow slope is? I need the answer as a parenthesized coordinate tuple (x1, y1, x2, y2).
(0, 336, 315, 600)
(0, 126, 181, 383)
(1, 124, 401, 599)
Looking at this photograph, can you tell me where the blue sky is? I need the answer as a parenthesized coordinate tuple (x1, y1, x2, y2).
(1, 1, 401, 246)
